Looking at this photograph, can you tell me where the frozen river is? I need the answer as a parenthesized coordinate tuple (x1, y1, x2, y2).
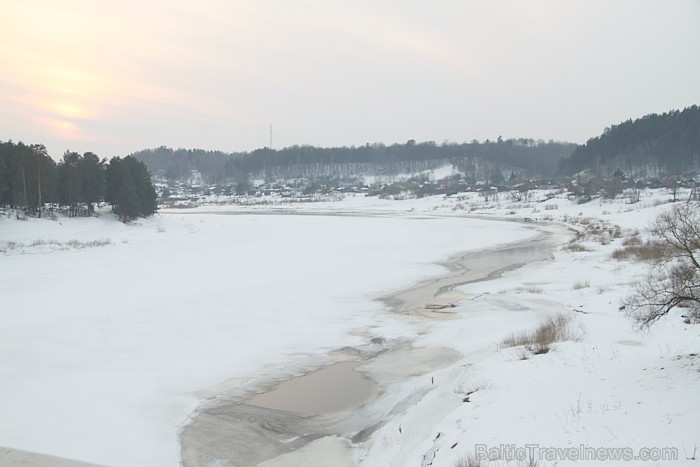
(0, 212, 536, 466)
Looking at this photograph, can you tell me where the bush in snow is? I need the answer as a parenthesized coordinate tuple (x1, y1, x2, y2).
(624, 203, 700, 327)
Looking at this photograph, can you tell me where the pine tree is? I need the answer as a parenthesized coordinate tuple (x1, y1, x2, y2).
(132, 158, 158, 217)
(0, 156, 7, 203)
(58, 151, 81, 217)
(104, 156, 122, 209)
(116, 171, 140, 222)
(77, 152, 105, 214)
(105, 156, 158, 222)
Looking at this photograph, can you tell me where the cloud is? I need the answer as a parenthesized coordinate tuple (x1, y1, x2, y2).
(0, 0, 698, 156)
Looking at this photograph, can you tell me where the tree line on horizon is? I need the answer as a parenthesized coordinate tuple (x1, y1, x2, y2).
(133, 138, 576, 185)
(2, 106, 696, 214)
(132, 106, 700, 185)
(0, 141, 157, 222)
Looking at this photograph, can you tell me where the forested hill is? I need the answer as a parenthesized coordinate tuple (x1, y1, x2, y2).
(132, 139, 576, 184)
(559, 106, 700, 177)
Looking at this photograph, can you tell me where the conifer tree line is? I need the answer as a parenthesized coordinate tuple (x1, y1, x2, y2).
(0, 141, 157, 222)
(559, 105, 700, 177)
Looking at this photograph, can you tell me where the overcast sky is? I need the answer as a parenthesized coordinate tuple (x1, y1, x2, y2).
(1, 0, 699, 159)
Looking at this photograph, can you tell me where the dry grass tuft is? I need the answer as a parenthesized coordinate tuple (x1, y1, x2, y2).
(611, 241, 669, 262)
(1, 238, 112, 253)
(564, 242, 591, 253)
(454, 454, 539, 467)
(454, 455, 483, 467)
(499, 313, 580, 351)
(622, 233, 642, 246)
(513, 286, 544, 294)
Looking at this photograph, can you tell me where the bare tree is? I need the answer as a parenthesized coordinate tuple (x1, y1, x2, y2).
(662, 176, 680, 202)
(624, 203, 700, 327)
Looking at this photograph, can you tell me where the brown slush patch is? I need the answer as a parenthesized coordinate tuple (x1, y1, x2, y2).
(247, 361, 376, 415)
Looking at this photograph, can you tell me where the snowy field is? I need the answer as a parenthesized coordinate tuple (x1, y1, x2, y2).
(1, 188, 699, 466)
(1, 209, 532, 466)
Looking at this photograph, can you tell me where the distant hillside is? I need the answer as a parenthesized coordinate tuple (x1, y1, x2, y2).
(560, 106, 700, 177)
(132, 139, 575, 184)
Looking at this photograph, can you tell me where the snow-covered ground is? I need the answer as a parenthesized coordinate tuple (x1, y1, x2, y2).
(1, 188, 699, 466)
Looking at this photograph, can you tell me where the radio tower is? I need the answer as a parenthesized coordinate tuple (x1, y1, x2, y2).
(269, 124, 273, 149)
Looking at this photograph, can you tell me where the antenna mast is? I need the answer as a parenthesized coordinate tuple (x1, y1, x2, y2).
(269, 124, 273, 149)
